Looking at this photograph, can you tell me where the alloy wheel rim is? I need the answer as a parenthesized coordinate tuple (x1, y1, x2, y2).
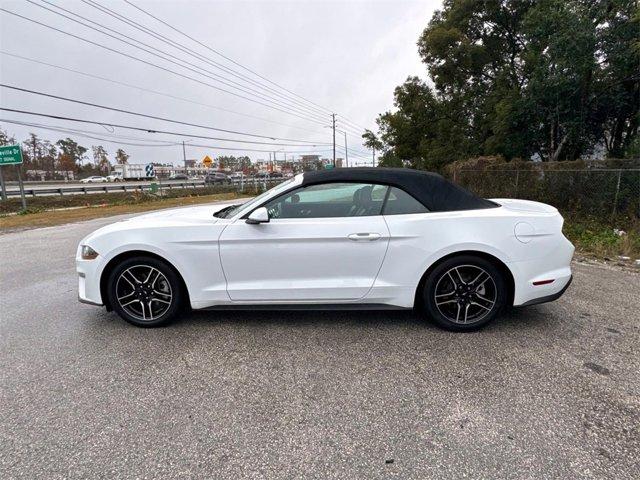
(434, 265, 497, 324)
(115, 265, 173, 322)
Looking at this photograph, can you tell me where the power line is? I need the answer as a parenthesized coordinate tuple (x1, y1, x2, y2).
(120, 0, 371, 133)
(0, 107, 335, 147)
(28, 0, 331, 125)
(81, 0, 331, 121)
(0, 119, 179, 147)
(0, 84, 335, 146)
(123, 0, 335, 117)
(0, 59, 369, 156)
(0, 7, 333, 127)
(0, 51, 327, 137)
(0, 118, 343, 155)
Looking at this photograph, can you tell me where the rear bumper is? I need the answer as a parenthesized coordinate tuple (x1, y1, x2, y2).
(509, 234, 574, 306)
(520, 275, 572, 307)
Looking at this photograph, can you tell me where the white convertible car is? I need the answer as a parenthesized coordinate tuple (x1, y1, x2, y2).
(77, 168, 574, 331)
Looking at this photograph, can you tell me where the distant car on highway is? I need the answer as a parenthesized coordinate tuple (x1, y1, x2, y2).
(77, 168, 574, 330)
(204, 172, 231, 185)
(106, 173, 122, 182)
(228, 172, 245, 180)
(169, 173, 189, 180)
(269, 171, 284, 179)
(79, 176, 107, 184)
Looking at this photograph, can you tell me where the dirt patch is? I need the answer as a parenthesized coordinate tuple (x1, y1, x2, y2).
(0, 193, 240, 233)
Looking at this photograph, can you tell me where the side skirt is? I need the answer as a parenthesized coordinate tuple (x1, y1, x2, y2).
(200, 303, 412, 312)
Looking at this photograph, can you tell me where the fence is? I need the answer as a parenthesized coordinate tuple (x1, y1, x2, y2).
(453, 169, 640, 221)
(3, 177, 284, 198)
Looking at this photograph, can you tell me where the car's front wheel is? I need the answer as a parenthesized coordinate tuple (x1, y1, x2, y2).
(106, 256, 184, 327)
(423, 255, 506, 332)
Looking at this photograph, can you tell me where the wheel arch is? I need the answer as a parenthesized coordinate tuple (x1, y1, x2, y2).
(413, 250, 515, 310)
(100, 250, 190, 311)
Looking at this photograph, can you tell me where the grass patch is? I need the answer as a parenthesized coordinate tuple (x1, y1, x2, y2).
(562, 215, 640, 259)
(0, 192, 247, 232)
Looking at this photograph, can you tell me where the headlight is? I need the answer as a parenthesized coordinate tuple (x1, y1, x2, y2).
(81, 245, 99, 260)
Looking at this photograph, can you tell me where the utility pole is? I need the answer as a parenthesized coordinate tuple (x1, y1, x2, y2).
(372, 146, 376, 167)
(331, 113, 336, 167)
(0, 167, 7, 201)
(343, 131, 348, 168)
(182, 140, 187, 171)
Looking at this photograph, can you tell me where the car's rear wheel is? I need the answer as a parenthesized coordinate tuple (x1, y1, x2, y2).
(423, 255, 506, 332)
(107, 256, 183, 327)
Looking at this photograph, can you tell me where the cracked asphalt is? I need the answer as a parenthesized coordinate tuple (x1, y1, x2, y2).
(1, 213, 639, 479)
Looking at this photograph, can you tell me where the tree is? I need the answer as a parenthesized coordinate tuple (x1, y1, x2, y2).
(23, 133, 45, 169)
(56, 138, 88, 166)
(92, 145, 110, 173)
(115, 148, 129, 164)
(0, 128, 16, 146)
(236, 155, 252, 171)
(369, 0, 639, 165)
(41, 140, 57, 179)
(57, 153, 77, 180)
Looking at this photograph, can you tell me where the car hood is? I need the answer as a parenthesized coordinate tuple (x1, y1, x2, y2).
(129, 202, 236, 223)
(81, 201, 241, 245)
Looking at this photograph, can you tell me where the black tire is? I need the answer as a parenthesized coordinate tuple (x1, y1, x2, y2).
(107, 256, 184, 328)
(422, 255, 506, 332)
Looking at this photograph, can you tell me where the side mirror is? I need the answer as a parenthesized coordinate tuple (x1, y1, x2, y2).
(246, 207, 269, 224)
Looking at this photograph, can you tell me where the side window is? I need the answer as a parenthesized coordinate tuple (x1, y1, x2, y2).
(382, 187, 429, 215)
(265, 182, 388, 219)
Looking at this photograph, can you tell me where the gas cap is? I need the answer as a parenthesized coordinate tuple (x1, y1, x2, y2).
(514, 222, 535, 243)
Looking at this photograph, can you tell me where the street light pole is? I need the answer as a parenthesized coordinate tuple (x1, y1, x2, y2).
(182, 140, 187, 171)
(343, 131, 348, 168)
(331, 113, 336, 167)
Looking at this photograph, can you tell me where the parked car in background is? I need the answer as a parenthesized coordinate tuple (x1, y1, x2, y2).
(229, 172, 245, 181)
(106, 173, 122, 182)
(254, 171, 270, 179)
(79, 176, 107, 184)
(204, 172, 231, 185)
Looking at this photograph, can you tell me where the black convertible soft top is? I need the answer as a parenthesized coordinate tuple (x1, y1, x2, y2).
(301, 167, 497, 212)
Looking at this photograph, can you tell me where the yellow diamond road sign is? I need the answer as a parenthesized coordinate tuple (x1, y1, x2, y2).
(202, 155, 213, 167)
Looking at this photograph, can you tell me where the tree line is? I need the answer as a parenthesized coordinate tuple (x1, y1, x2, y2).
(364, 0, 639, 170)
(0, 129, 130, 179)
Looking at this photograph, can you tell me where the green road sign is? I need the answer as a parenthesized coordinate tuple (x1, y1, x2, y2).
(0, 145, 23, 165)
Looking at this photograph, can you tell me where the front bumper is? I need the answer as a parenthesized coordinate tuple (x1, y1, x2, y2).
(76, 254, 107, 306)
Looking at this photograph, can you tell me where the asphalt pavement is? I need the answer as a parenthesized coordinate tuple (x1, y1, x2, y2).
(1, 213, 639, 479)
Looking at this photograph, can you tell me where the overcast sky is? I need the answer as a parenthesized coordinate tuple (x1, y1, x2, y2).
(0, 0, 440, 166)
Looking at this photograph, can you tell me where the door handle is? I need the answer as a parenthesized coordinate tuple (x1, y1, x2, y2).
(348, 232, 381, 241)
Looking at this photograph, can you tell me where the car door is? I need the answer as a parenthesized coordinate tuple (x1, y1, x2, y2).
(219, 182, 390, 302)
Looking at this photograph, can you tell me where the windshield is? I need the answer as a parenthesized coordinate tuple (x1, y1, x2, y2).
(219, 178, 296, 219)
